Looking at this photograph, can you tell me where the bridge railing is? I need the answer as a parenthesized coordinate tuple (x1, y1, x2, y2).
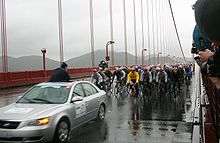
(0, 67, 98, 88)
(201, 75, 220, 143)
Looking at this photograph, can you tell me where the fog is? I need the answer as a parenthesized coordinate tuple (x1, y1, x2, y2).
(1, 0, 196, 61)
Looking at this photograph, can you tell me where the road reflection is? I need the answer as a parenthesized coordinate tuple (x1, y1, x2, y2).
(70, 121, 109, 143)
(128, 97, 141, 137)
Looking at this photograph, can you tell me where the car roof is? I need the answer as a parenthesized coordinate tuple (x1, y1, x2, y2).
(37, 82, 76, 87)
(36, 81, 92, 87)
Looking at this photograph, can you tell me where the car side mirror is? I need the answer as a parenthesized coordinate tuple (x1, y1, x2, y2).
(71, 96, 83, 103)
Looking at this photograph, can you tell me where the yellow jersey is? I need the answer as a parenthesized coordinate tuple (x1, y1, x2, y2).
(127, 71, 140, 83)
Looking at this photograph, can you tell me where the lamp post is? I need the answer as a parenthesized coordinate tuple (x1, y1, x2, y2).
(105, 41, 115, 62)
(157, 52, 162, 64)
(41, 48, 47, 71)
(141, 49, 147, 65)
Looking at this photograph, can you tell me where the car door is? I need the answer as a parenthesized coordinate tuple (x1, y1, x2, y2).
(82, 83, 100, 120)
(71, 83, 87, 127)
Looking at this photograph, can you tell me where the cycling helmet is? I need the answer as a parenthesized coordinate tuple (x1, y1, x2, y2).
(99, 60, 108, 69)
(61, 62, 68, 69)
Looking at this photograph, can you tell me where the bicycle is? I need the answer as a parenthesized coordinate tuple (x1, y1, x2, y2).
(114, 80, 125, 100)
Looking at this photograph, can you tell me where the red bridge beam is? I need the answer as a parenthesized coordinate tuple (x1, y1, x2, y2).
(0, 67, 98, 89)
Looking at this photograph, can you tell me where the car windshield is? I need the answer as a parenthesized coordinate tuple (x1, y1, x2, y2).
(17, 85, 70, 104)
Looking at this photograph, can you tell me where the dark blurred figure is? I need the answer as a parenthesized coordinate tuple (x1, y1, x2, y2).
(194, 0, 220, 76)
(49, 62, 70, 82)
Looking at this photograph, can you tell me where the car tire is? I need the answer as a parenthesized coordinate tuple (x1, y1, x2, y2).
(53, 119, 70, 143)
(97, 104, 105, 121)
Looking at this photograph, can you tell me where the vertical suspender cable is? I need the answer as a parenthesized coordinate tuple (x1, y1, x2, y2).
(0, 0, 5, 72)
(133, 0, 137, 65)
(89, 0, 95, 66)
(151, 0, 156, 64)
(165, 1, 169, 63)
(123, 0, 128, 65)
(0, 0, 8, 72)
(167, 0, 186, 62)
(109, 0, 114, 65)
(155, 0, 159, 63)
(58, 0, 64, 63)
(140, 0, 145, 65)
(146, 0, 151, 65)
(161, 0, 166, 64)
(158, 1, 162, 63)
(3, 0, 7, 72)
(0, 0, 3, 72)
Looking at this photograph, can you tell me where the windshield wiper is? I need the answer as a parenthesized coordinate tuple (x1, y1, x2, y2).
(31, 98, 54, 104)
(17, 98, 37, 103)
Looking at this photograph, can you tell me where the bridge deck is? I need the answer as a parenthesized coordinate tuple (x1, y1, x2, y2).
(0, 75, 197, 143)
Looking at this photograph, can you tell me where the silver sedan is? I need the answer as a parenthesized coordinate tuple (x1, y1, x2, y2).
(0, 81, 107, 143)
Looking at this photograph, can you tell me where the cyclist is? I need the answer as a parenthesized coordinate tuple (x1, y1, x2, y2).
(91, 61, 107, 91)
(156, 68, 168, 94)
(91, 68, 103, 89)
(142, 66, 153, 97)
(185, 65, 192, 80)
(184, 64, 192, 87)
(113, 67, 126, 84)
(113, 67, 126, 94)
(126, 67, 140, 97)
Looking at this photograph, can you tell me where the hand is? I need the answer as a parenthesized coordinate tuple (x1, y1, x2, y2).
(198, 49, 214, 62)
(212, 42, 220, 49)
(126, 83, 130, 87)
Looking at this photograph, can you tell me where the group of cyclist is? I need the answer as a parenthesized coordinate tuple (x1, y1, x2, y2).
(91, 60, 194, 99)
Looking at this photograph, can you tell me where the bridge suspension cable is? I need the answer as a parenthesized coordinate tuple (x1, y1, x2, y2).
(167, 0, 186, 62)
(109, 0, 114, 65)
(0, 0, 8, 72)
(58, 0, 64, 63)
(155, 0, 159, 63)
(133, 0, 138, 65)
(146, 0, 151, 65)
(123, 0, 128, 65)
(140, 0, 145, 65)
(151, 0, 156, 65)
(89, 0, 95, 67)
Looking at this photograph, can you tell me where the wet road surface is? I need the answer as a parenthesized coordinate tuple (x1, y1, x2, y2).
(0, 76, 196, 143)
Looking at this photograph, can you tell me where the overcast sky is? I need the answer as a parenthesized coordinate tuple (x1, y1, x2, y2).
(1, 0, 196, 61)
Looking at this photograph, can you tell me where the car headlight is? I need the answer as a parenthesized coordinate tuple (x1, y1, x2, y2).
(27, 117, 50, 126)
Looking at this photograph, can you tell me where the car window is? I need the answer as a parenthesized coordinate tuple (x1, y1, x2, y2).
(73, 84, 85, 97)
(82, 83, 98, 97)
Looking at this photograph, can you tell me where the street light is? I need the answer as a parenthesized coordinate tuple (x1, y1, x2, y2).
(105, 41, 115, 61)
(157, 52, 162, 64)
(141, 49, 147, 65)
(41, 48, 47, 71)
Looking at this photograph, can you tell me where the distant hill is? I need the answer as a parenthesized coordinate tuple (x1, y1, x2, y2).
(0, 50, 193, 72)
(0, 56, 59, 71)
(66, 50, 136, 68)
(66, 50, 193, 67)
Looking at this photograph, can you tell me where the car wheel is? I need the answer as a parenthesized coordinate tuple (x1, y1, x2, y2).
(54, 119, 70, 143)
(97, 104, 105, 121)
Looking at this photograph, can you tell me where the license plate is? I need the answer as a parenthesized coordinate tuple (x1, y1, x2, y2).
(0, 131, 9, 137)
